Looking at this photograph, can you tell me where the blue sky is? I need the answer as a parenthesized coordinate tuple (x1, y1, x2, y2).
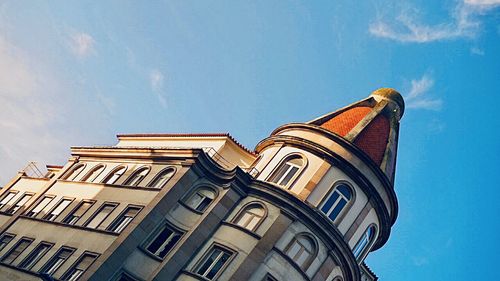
(0, 1, 499, 280)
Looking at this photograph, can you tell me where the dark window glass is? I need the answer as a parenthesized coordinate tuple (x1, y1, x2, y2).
(320, 184, 352, 222)
(0, 234, 15, 252)
(195, 246, 233, 280)
(186, 189, 215, 212)
(146, 225, 182, 259)
(19, 242, 52, 270)
(268, 156, 304, 188)
(40, 247, 74, 276)
(1, 237, 33, 264)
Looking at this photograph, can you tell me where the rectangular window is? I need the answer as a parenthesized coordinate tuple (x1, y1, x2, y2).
(6, 193, 34, 214)
(85, 203, 117, 229)
(63, 201, 95, 225)
(194, 245, 233, 280)
(18, 242, 53, 270)
(26, 195, 55, 218)
(145, 225, 182, 259)
(44, 198, 73, 221)
(40, 247, 74, 276)
(1, 237, 33, 264)
(0, 191, 18, 209)
(107, 206, 142, 233)
(0, 233, 15, 252)
(61, 252, 99, 281)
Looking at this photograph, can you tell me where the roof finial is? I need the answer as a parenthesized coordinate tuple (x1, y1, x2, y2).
(370, 88, 405, 118)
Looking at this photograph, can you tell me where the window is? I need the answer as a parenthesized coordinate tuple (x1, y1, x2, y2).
(1, 237, 33, 264)
(80, 164, 106, 182)
(0, 234, 15, 252)
(85, 203, 117, 229)
(123, 166, 150, 186)
(353, 226, 376, 260)
(320, 183, 353, 222)
(145, 224, 183, 259)
(147, 168, 175, 189)
(63, 164, 86, 181)
(19, 242, 53, 270)
(44, 198, 73, 221)
(102, 166, 127, 185)
(262, 273, 278, 281)
(26, 195, 55, 218)
(185, 188, 216, 212)
(6, 193, 33, 214)
(268, 155, 305, 188)
(40, 247, 74, 276)
(194, 245, 233, 280)
(63, 201, 95, 225)
(107, 206, 142, 233)
(61, 252, 99, 281)
(0, 191, 18, 209)
(115, 272, 139, 281)
(284, 234, 317, 270)
(233, 203, 266, 231)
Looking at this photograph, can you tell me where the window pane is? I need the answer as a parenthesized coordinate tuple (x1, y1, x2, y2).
(329, 198, 347, 221)
(196, 249, 221, 276)
(268, 164, 289, 184)
(337, 184, 352, 199)
(62, 253, 98, 281)
(41, 248, 73, 275)
(86, 204, 116, 229)
(19, 242, 52, 269)
(7, 194, 33, 214)
(148, 169, 174, 188)
(205, 252, 230, 279)
(0, 234, 15, 252)
(45, 199, 72, 221)
(321, 192, 340, 214)
(64, 201, 94, 225)
(108, 206, 141, 233)
(280, 166, 299, 186)
(27, 196, 54, 217)
(146, 226, 182, 258)
(103, 167, 126, 184)
(2, 238, 32, 264)
(0, 192, 17, 208)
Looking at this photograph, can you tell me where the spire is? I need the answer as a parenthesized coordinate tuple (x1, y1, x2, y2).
(308, 88, 404, 183)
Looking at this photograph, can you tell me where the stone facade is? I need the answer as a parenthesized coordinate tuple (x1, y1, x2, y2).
(0, 88, 404, 281)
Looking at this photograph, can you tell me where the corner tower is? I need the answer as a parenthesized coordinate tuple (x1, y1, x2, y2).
(252, 88, 404, 273)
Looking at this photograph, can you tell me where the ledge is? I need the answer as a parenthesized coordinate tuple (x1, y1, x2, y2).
(220, 221, 262, 240)
(19, 216, 120, 236)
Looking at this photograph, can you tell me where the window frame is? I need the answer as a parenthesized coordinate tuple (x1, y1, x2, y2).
(267, 153, 307, 189)
(39, 246, 76, 276)
(83, 202, 119, 230)
(0, 236, 34, 265)
(352, 224, 377, 261)
(60, 251, 100, 281)
(62, 200, 96, 225)
(6, 192, 35, 215)
(122, 166, 151, 187)
(18, 241, 54, 270)
(0, 190, 19, 210)
(146, 167, 176, 189)
(143, 221, 184, 261)
(192, 243, 236, 280)
(231, 201, 268, 232)
(284, 233, 318, 271)
(319, 182, 355, 223)
(26, 195, 56, 218)
(0, 233, 16, 252)
(62, 163, 86, 181)
(182, 186, 218, 213)
(106, 205, 143, 233)
(101, 165, 128, 185)
(80, 164, 106, 183)
(43, 197, 75, 222)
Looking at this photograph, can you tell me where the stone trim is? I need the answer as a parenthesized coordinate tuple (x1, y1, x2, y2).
(298, 161, 331, 200)
(344, 200, 371, 242)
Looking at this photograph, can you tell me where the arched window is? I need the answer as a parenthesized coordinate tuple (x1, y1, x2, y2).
(232, 203, 267, 231)
(185, 188, 216, 212)
(320, 183, 353, 222)
(80, 164, 106, 183)
(102, 166, 127, 185)
(62, 164, 86, 181)
(268, 155, 305, 188)
(123, 166, 150, 186)
(284, 234, 317, 270)
(353, 225, 376, 260)
(147, 168, 175, 189)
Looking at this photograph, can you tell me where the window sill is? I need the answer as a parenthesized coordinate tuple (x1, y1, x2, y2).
(0, 262, 46, 278)
(178, 201, 205, 215)
(220, 221, 262, 240)
(181, 270, 213, 281)
(137, 247, 165, 262)
(19, 215, 120, 236)
(272, 247, 311, 281)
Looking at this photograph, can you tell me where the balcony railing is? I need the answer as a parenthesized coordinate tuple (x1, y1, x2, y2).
(202, 148, 259, 177)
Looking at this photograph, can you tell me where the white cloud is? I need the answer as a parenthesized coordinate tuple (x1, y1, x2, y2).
(369, 1, 500, 43)
(412, 256, 429, 267)
(150, 69, 167, 108)
(69, 32, 96, 58)
(470, 46, 485, 55)
(405, 74, 443, 110)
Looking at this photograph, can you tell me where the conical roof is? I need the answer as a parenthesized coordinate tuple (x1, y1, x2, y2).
(308, 88, 404, 183)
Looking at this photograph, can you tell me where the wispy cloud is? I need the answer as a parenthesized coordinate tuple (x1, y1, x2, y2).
(369, 1, 500, 43)
(69, 32, 96, 58)
(470, 46, 485, 55)
(412, 256, 429, 267)
(150, 69, 167, 108)
(406, 74, 443, 110)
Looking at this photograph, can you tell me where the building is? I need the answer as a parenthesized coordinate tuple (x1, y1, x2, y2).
(0, 88, 404, 281)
